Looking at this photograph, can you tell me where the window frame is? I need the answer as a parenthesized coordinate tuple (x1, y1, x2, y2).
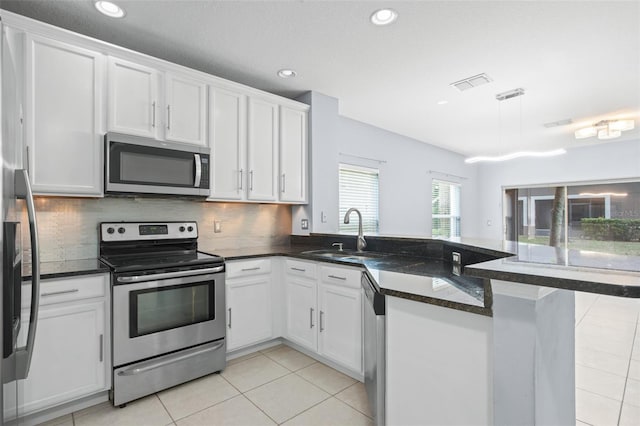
(431, 179, 461, 238)
(338, 163, 380, 234)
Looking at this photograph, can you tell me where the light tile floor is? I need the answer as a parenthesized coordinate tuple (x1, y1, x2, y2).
(40, 292, 640, 426)
(41, 345, 372, 426)
(575, 292, 640, 426)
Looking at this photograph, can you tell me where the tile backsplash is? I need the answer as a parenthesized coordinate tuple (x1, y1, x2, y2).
(21, 197, 292, 263)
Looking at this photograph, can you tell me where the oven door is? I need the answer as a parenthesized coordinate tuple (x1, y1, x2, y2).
(112, 267, 225, 367)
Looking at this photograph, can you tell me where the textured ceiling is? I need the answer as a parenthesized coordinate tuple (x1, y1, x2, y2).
(2, 0, 639, 157)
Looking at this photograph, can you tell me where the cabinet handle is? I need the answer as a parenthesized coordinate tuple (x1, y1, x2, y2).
(291, 267, 306, 272)
(241, 267, 260, 272)
(239, 169, 243, 190)
(228, 308, 232, 329)
(281, 173, 286, 193)
(25, 146, 30, 175)
(319, 311, 324, 332)
(151, 101, 156, 127)
(249, 170, 254, 191)
(310, 307, 314, 328)
(328, 275, 347, 281)
(99, 334, 104, 362)
(41, 288, 79, 297)
(167, 105, 171, 130)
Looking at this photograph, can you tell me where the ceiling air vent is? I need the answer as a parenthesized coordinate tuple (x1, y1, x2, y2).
(450, 73, 493, 92)
(496, 88, 525, 101)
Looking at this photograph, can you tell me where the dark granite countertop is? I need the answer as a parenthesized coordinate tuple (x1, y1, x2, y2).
(465, 244, 640, 298)
(217, 240, 492, 316)
(23, 258, 110, 281)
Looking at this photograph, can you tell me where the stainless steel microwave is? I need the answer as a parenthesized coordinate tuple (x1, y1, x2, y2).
(105, 133, 210, 196)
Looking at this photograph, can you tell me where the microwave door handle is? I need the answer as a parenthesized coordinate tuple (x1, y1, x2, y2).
(14, 169, 40, 380)
(194, 153, 202, 187)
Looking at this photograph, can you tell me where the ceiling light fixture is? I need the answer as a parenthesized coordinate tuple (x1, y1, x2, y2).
(95, 1, 125, 18)
(574, 119, 635, 140)
(277, 69, 297, 78)
(465, 149, 567, 164)
(370, 9, 398, 26)
(579, 192, 628, 197)
(464, 88, 567, 164)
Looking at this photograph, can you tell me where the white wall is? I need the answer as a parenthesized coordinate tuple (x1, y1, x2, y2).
(475, 138, 640, 240)
(293, 91, 482, 238)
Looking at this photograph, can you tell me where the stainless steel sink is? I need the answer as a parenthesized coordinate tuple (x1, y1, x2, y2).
(301, 250, 384, 261)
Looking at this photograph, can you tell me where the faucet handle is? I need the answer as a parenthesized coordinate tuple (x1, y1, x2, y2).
(332, 242, 344, 251)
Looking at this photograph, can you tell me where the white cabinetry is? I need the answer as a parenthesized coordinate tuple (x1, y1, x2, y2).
(208, 86, 247, 200)
(226, 259, 273, 351)
(18, 274, 109, 415)
(25, 34, 104, 196)
(208, 91, 309, 204)
(283, 259, 363, 374)
(107, 57, 158, 138)
(247, 96, 279, 201)
(279, 106, 308, 203)
(284, 259, 318, 351)
(164, 72, 207, 145)
(108, 57, 208, 146)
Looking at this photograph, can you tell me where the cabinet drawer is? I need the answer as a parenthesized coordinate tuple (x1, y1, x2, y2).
(320, 265, 362, 289)
(226, 259, 271, 278)
(22, 274, 107, 308)
(284, 259, 317, 279)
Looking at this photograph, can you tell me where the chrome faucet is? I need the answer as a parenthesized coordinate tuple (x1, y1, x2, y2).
(343, 208, 367, 252)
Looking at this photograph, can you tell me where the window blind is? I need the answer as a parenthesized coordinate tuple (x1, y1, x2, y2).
(339, 164, 379, 233)
(432, 180, 461, 237)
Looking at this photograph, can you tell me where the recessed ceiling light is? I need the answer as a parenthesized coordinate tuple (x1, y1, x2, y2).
(437, 100, 448, 105)
(277, 69, 297, 78)
(95, 1, 126, 18)
(370, 9, 398, 26)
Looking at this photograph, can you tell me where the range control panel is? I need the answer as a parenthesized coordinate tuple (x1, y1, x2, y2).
(100, 222, 198, 242)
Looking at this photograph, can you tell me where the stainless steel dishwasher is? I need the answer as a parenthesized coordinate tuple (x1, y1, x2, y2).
(362, 272, 385, 426)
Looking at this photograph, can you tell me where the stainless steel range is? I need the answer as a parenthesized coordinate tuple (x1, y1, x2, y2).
(99, 221, 226, 407)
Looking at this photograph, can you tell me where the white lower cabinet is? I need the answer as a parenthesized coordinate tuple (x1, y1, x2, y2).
(226, 259, 273, 351)
(283, 259, 363, 374)
(18, 274, 109, 416)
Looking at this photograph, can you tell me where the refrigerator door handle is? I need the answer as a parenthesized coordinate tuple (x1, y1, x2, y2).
(14, 169, 40, 380)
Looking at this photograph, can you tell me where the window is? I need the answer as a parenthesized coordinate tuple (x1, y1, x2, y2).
(339, 164, 379, 233)
(505, 180, 640, 270)
(432, 180, 461, 237)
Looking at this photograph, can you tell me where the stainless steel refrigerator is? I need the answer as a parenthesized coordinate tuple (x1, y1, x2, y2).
(1, 18, 41, 426)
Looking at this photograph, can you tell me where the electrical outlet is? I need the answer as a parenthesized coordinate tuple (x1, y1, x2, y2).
(214, 221, 222, 233)
(301, 219, 309, 230)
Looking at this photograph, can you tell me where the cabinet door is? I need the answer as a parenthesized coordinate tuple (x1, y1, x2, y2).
(108, 57, 158, 138)
(284, 276, 317, 351)
(18, 301, 106, 415)
(165, 73, 207, 146)
(279, 106, 308, 203)
(26, 35, 103, 195)
(208, 86, 247, 200)
(247, 97, 278, 201)
(318, 283, 362, 373)
(226, 276, 272, 351)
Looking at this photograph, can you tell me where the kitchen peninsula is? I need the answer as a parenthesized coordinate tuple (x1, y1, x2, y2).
(218, 234, 640, 425)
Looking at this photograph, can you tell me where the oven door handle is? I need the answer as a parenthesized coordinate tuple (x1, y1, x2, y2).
(116, 266, 224, 283)
(117, 341, 225, 377)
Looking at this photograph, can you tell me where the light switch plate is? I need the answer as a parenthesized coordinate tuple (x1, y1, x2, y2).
(214, 221, 222, 233)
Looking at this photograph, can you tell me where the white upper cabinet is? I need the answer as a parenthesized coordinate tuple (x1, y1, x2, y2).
(107, 57, 158, 139)
(208, 86, 247, 200)
(164, 72, 208, 146)
(247, 96, 279, 201)
(279, 106, 308, 203)
(108, 57, 208, 146)
(25, 34, 104, 196)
